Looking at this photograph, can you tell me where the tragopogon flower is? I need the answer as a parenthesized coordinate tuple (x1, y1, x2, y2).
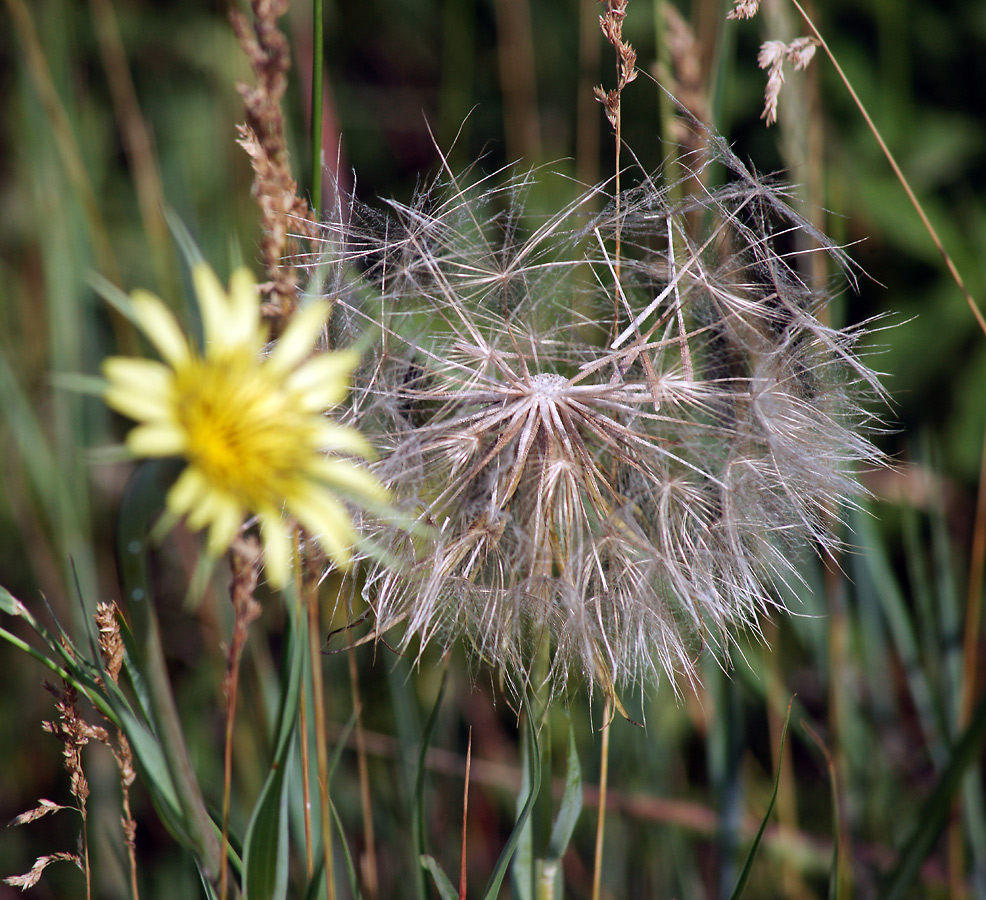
(103, 262, 386, 588)
(325, 144, 885, 697)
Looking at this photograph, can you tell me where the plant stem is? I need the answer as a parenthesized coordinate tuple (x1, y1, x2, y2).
(349, 644, 378, 899)
(299, 680, 315, 877)
(310, 0, 324, 212)
(592, 696, 612, 900)
(306, 576, 336, 900)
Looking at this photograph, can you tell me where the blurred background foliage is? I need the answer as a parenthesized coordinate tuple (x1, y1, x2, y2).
(1, 0, 985, 898)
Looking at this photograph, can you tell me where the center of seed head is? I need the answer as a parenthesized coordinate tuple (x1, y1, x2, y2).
(528, 372, 569, 399)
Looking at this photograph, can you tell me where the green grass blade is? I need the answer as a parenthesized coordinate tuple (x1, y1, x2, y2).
(856, 510, 946, 763)
(330, 798, 365, 900)
(727, 698, 793, 900)
(242, 731, 294, 900)
(547, 721, 583, 861)
(412, 663, 449, 900)
(510, 716, 535, 900)
(883, 687, 986, 900)
(483, 708, 542, 900)
(420, 854, 458, 900)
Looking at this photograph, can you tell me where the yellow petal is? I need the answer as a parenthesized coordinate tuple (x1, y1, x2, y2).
(307, 458, 389, 503)
(130, 292, 190, 367)
(205, 499, 243, 556)
(290, 490, 357, 568)
(226, 267, 263, 347)
(268, 300, 328, 374)
(192, 263, 230, 346)
(288, 350, 360, 409)
(103, 358, 174, 421)
(259, 513, 293, 589)
(167, 467, 209, 517)
(193, 263, 261, 353)
(311, 421, 376, 458)
(127, 423, 187, 457)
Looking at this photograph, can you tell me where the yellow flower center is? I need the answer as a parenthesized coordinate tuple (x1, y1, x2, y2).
(175, 351, 319, 511)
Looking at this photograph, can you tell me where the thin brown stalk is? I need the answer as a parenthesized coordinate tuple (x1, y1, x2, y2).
(348, 645, 378, 899)
(824, 559, 856, 894)
(220, 539, 263, 900)
(42, 680, 105, 900)
(592, 696, 613, 900)
(459, 728, 473, 900)
(88, 0, 177, 303)
(787, 0, 986, 337)
(95, 603, 140, 900)
(594, 0, 638, 335)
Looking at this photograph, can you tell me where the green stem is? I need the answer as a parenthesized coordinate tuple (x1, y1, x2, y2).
(310, 0, 324, 212)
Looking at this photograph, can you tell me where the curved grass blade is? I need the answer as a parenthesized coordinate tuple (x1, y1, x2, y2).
(883, 687, 986, 900)
(421, 855, 458, 900)
(242, 736, 294, 900)
(547, 722, 583, 860)
(413, 663, 450, 900)
(727, 697, 794, 900)
(482, 708, 542, 900)
(329, 798, 365, 900)
(242, 587, 307, 900)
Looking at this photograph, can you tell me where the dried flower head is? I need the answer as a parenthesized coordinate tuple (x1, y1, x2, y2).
(756, 37, 819, 126)
(727, 0, 760, 20)
(323, 143, 884, 698)
(102, 263, 387, 588)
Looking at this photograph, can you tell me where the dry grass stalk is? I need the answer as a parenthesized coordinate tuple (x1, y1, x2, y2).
(5, 606, 140, 895)
(94, 602, 140, 900)
(594, 0, 638, 333)
(593, 0, 638, 131)
(3, 677, 108, 895)
(757, 37, 819, 126)
(4, 853, 84, 891)
(231, 0, 318, 318)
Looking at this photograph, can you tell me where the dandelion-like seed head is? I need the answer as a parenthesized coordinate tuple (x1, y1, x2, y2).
(103, 263, 387, 589)
(323, 144, 885, 698)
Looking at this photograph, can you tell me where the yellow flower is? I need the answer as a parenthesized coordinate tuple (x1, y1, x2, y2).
(103, 263, 387, 589)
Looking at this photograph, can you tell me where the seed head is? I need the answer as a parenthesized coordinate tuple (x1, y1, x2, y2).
(320, 146, 885, 698)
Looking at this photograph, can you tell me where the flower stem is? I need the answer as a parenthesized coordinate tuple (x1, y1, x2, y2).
(306, 574, 336, 900)
(591, 695, 612, 900)
(310, 0, 324, 212)
(349, 644, 378, 899)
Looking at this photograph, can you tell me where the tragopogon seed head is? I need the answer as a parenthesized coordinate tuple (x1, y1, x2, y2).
(315, 142, 886, 699)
